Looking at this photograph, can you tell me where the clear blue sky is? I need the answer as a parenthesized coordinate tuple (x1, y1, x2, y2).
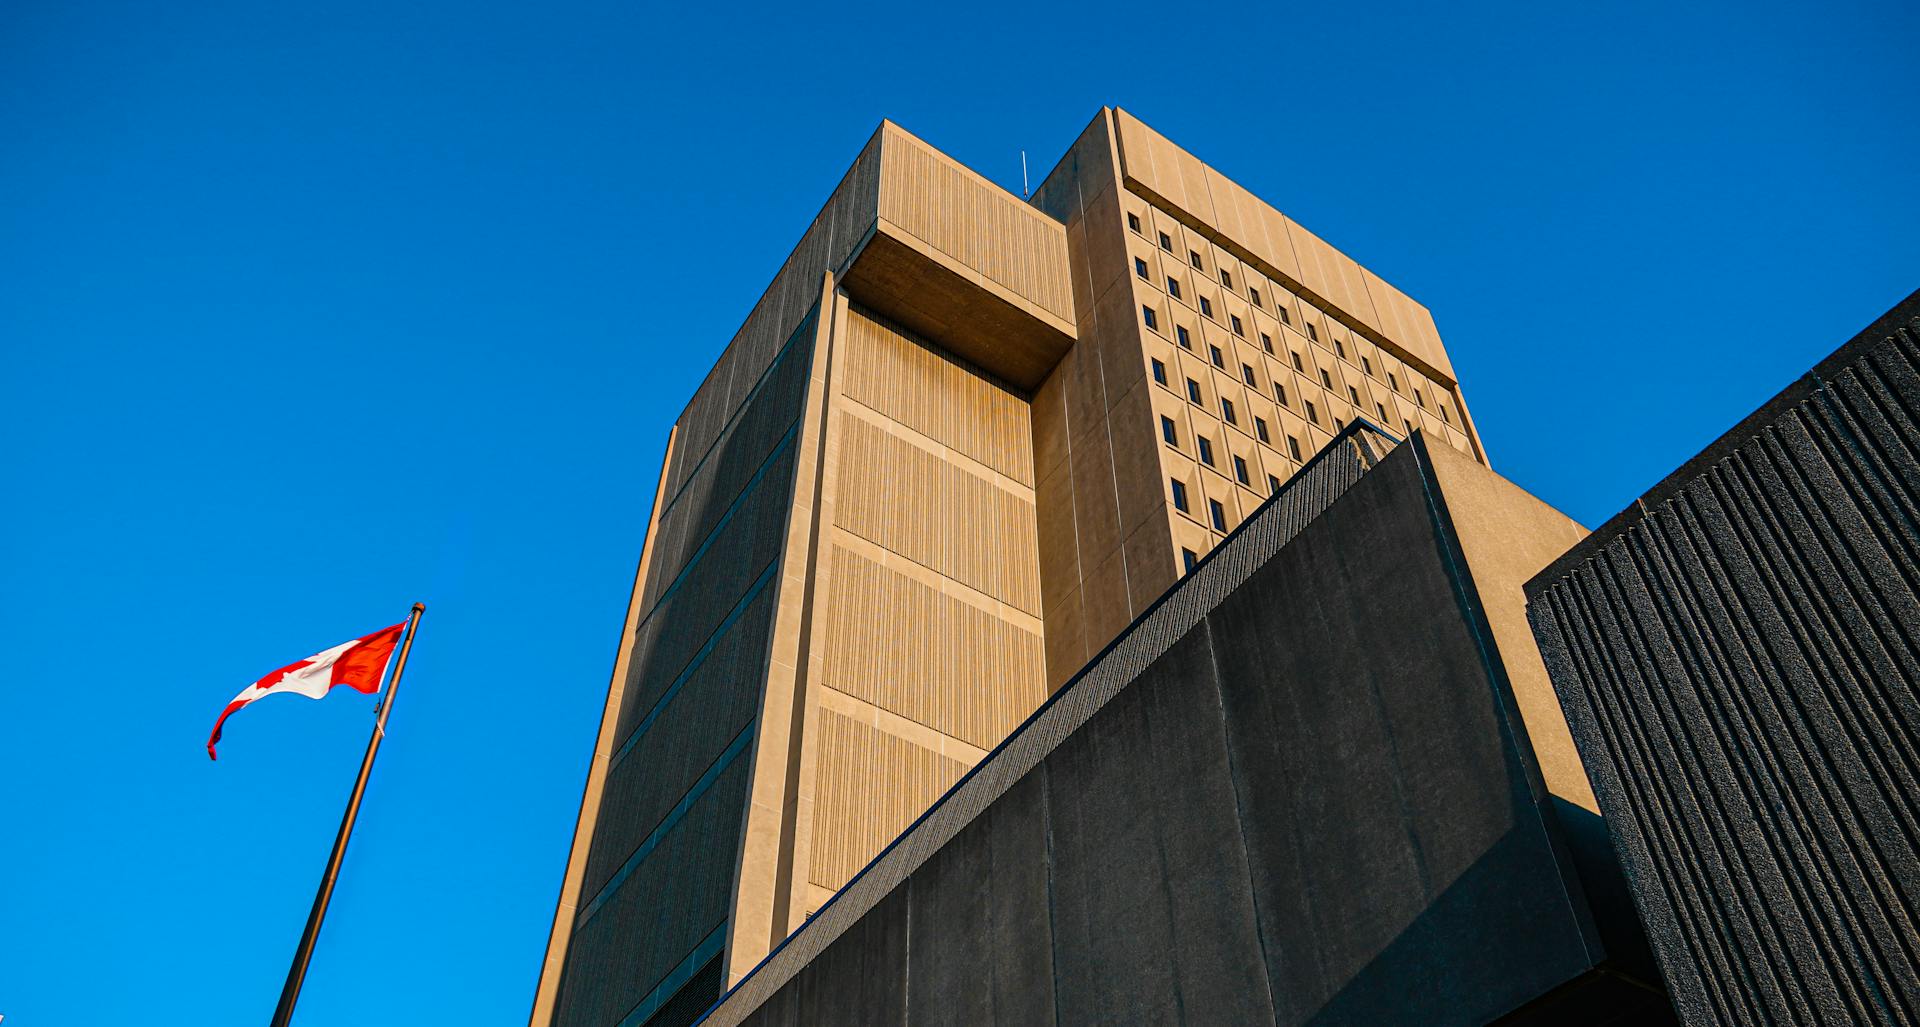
(2, 0, 1914, 1023)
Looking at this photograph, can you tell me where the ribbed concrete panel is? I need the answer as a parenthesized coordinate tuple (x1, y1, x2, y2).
(1527, 291, 1920, 1027)
(697, 427, 1667, 1025)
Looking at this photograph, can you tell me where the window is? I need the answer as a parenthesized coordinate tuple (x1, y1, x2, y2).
(1161, 415, 1178, 446)
(1209, 499, 1227, 532)
(1182, 548, 1198, 573)
(1287, 435, 1303, 460)
(1142, 305, 1158, 331)
(1189, 249, 1203, 269)
(1199, 296, 1213, 318)
(1278, 306, 1291, 326)
(1135, 257, 1148, 280)
(1250, 287, 1262, 307)
(1276, 382, 1288, 406)
(1233, 455, 1250, 485)
(1388, 372, 1400, 392)
(1230, 315, 1244, 337)
(1306, 323, 1318, 342)
(1348, 385, 1360, 404)
(1255, 417, 1270, 443)
(1128, 212, 1142, 232)
(1241, 363, 1257, 386)
(1209, 345, 1224, 368)
(1334, 339, 1345, 359)
(1290, 351, 1304, 372)
(1220, 269, 1233, 288)
(1361, 356, 1373, 375)
(1260, 332, 1273, 354)
(1167, 276, 1182, 299)
(1176, 325, 1192, 349)
(1268, 473, 1282, 494)
(1197, 435, 1215, 466)
(1159, 231, 1173, 251)
(1305, 399, 1318, 424)
(1320, 369, 1332, 389)
(1171, 478, 1190, 512)
(1186, 378, 1203, 405)
(1151, 358, 1167, 385)
(1221, 398, 1237, 424)
(1415, 388, 1426, 409)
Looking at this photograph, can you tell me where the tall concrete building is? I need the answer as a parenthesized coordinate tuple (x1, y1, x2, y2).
(531, 108, 1494, 1027)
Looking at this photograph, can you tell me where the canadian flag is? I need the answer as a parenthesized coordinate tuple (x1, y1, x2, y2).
(208, 622, 407, 760)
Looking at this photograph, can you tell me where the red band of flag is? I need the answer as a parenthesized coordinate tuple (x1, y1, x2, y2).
(207, 621, 407, 760)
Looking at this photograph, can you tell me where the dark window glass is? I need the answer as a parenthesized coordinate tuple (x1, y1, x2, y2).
(1161, 415, 1178, 445)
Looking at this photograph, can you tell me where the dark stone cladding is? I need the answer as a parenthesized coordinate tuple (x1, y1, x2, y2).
(1526, 289, 1920, 1027)
(694, 426, 1670, 1026)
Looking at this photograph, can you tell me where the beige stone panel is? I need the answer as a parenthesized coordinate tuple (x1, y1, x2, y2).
(1080, 545, 1132, 658)
(1043, 584, 1087, 691)
(1121, 517, 1175, 616)
(1035, 457, 1081, 611)
(1108, 375, 1164, 539)
(1418, 440, 1597, 811)
(1068, 423, 1122, 565)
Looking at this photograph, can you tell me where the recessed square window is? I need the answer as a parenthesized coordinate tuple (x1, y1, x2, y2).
(1209, 499, 1227, 532)
(1176, 325, 1192, 349)
(1230, 315, 1244, 337)
(1255, 417, 1270, 443)
(1287, 435, 1303, 460)
(1209, 345, 1224, 368)
(1182, 548, 1198, 573)
(1142, 305, 1158, 331)
(1221, 398, 1236, 424)
(1135, 257, 1149, 280)
(1171, 478, 1189, 512)
(1161, 415, 1178, 446)
(1151, 358, 1167, 385)
(1128, 212, 1142, 232)
(1260, 332, 1273, 354)
(1189, 250, 1203, 270)
(1159, 231, 1173, 251)
(1241, 363, 1256, 386)
(1199, 296, 1213, 318)
(1197, 435, 1215, 466)
(1186, 378, 1203, 405)
(1233, 455, 1249, 485)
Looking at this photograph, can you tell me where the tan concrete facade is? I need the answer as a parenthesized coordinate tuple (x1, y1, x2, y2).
(534, 109, 1515, 1027)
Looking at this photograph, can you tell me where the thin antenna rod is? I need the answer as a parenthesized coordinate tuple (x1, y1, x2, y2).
(1021, 151, 1030, 199)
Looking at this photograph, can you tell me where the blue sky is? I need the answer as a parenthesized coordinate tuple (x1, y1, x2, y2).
(2, 0, 1915, 1023)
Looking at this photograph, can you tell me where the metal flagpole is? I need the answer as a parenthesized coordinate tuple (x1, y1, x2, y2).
(268, 602, 425, 1027)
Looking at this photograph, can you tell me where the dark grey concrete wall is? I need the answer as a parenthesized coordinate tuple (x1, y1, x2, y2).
(699, 431, 1666, 1026)
(553, 312, 818, 1027)
(1527, 290, 1920, 1027)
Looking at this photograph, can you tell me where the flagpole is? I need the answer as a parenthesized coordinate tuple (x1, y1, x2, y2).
(268, 602, 425, 1027)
